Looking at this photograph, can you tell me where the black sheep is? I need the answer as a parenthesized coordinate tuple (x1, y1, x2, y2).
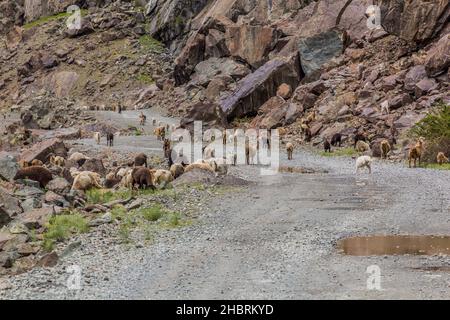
(324, 140, 332, 153)
(353, 133, 366, 148)
(107, 133, 114, 147)
(331, 133, 342, 147)
(134, 153, 148, 167)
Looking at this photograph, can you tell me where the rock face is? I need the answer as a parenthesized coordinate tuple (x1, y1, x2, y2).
(376, 0, 450, 43)
(425, 34, 450, 77)
(0, 152, 20, 181)
(20, 138, 67, 163)
(219, 55, 301, 120)
(180, 102, 228, 132)
(298, 29, 346, 76)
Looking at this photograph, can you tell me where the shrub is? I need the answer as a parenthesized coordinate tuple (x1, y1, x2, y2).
(410, 102, 450, 163)
(43, 213, 89, 251)
(140, 205, 164, 222)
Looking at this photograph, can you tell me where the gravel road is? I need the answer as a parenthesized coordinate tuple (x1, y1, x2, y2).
(2, 111, 450, 300)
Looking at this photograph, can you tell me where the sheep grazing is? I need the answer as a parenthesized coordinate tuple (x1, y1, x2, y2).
(94, 132, 101, 145)
(139, 112, 146, 126)
(380, 139, 391, 159)
(331, 133, 342, 147)
(355, 156, 373, 174)
(50, 155, 65, 167)
(72, 171, 103, 191)
(14, 166, 53, 188)
(170, 164, 185, 179)
(324, 139, 331, 153)
(152, 169, 174, 188)
(106, 133, 114, 147)
(134, 153, 148, 167)
(132, 167, 155, 190)
(355, 140, 370, 153)
(184, 162, 215, 174)
(408, 137, 424, 168)
(154, 126, 166, 141)
(18, 159, 29, 169)
(205, 158, 228, 175)
(353, 133, 367, 148)
(437, 152, 449, 165)
(246, 144, 257, 165)
(30, 159, 44, 166)
(68, 152, 89, 166)
(104, 172, 121, 189)
(286, 142, 294, 160)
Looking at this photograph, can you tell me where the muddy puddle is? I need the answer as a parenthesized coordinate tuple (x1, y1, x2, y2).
(337, 235, 450, 256)
(278, 166, 328, 174)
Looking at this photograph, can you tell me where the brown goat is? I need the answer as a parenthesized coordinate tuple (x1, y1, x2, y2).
(437, 152, 449, 165)
(134, 153, 148, 167)
(408, 138, 424, 168)
(14, 166, 53, 188)
(380, 139, 391, 159)
(286, 142, 294, 160)
(132, 167, 155, 190)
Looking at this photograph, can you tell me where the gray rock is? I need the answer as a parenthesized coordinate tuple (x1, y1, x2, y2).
(0, 152, 19, 181)
(46, 177, 71, 194)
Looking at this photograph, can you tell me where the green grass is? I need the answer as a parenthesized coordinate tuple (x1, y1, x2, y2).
(23, 10, 88, 30)
(43, 212, 89, 251)
(136, 73, 155, 85)
(140, 205, 165, 222)
(138, 35, 165, 53)
(86, 189, 132, 204)
(320, 147, 358, 157)
(420, 163, 450, 170)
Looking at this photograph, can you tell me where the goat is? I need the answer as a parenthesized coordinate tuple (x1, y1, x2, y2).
(72, 171, 103, 191)
(94, 132, 101, 145)
(154, 126, 166, 141)
(353, 133, 367, 148)
(408, 137, 424, 168)
(49, 155, 65, 167)
(134, 153, 148, 167)
(246, 144, 257, 165)
(132, 167, 155, 190)
(380, 139, 391, 159)
(286, 142, 294, 160)
(331, 133, 342, 147)
(356, 140, 370, 153)
(324, 139, 331, 153)
(355, 156, 373, 174)
(30, 159, 44, 166)
(106, 133, 114, 147)
(170, 164, 185, 179)
(437, 152, 449, 165)
(139, 112, 146, 126)
(184, 162, 215, 174)
(152, 169, 174, 188)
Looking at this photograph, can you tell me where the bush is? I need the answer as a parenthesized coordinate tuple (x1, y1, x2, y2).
(410, 102, 450, 163)
(140, 205, 164, 222)
(43, 213, 89, 251)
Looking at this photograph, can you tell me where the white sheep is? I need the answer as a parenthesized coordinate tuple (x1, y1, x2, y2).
(355, 156, 373, 174)
(71, 171, 103, 191)
(152, 169, 174, 189)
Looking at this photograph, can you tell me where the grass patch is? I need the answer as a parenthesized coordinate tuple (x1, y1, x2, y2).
(320, 147, 358, 157)
(139, 35, 165, 53)
(23, 10, 88, 30)
(136, 73, 155, 85)
(140, 205, 164, 222)
(43, 212, 89, 251)
(86, 188, 132, 204)
(420, 163, 450, 171)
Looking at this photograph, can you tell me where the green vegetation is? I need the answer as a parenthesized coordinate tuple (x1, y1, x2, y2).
(410, 101, 450, 164)
(86, 189, 132, 204)
(320, 147, 358, 157)
(140, 205, 165, 222)
(420, 163, 450, 171)
(23, 10, 88, 30)
(136, 73, 155, 85)
(138, 35, 165, 53)
(43, 212, 89, 251)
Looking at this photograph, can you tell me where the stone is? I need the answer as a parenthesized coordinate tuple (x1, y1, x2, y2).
(298, 29, 346, 76)
(46, 177, 71, 194)
(89, 212, 112, 227)
(0, 207, 12, 228)
(173, 33, 205, 85)
(0, 252, 13, 268)
(425, 34, 450, 77)
(205, 29, 229, 58)
(404, 65, 427, 92)
(284, 103, 304, 125)
(180, 102, 228, 132)
(16, 243, 40, 256)
(394, 111, 426, 129)
(376, 0, 450, 43)
(36, 251, 58, 268)
(250, 96, 288, 129)
(220, 55, 301, 120)
(415, 78, 438, 98)
(80, 158, 106, 175)
(20, 207, 55, 229)
(189, 58, 250, 87)
(276, 84, 292, 99)
(389, 93, 413, 110)
(0, 187, 22, 217)
(0, 152, 19, 181)
(48, 71, 79, 98)
(0, 231, 14, 251)
(1, 233, 29, 252)
(20, 138, 67, 164)
(44, 191, 69, 207)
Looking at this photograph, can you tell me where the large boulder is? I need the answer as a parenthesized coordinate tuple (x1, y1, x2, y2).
(0, 152, 19, 181)
(250, 96, 288, 129)
(219, 55, 301, 120)
(404, 65, 428, 92)
(173, 33, 205, 85)
(46, 177, 71, 195)
(0, 187, 23, 217)
(80, 158, 106, 175)
(376, 0, 450, 43)
(189, 57, 250, 87)
(47, 71, 79, 98)
(425, 34, 450, 77)
(20, 138, 67, 164)
(24, 0, 81, 23)
(298, 29, 347, 76)
(205, 28, 230, 58)
(180, 102, 228, 132)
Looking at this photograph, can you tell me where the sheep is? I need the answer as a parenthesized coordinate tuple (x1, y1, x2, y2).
(184, 162, 215, 174)
(324, 139, 331, 153)
(436, 152, 449, 165)
(205, 158, 228, 175)
(94, 132, 101, 145)
(134, 153, 148, 167)
(68, 152, 89, 166)
(204, 146, 215, 159)
(18, 159, 29, 169)
(152, 169, 174, 188)
(163, 139, 171, 159)
(153, 126, 166, 140)
(106, 132, 114, 147)
(104, 172, 121, 189)
(278, 127, 288, 136)
(13, 166, 53, 188)
(170, 164, 185, 179)
(286, 142, 294, 160)
(31, 159, 44, 166)
(331, 133, 342, 147)
(246, 144, 257, 165)
(71, 171, 103, 191)
(139, 112, 146, 126)
(118, 168, 134, 189)
(353, 133, 367, 148)
(380, 139, 391, 159)
(132, 167, 155, 190)
(408, 137, 424, 168)
(356, 140, 371, 153)
(355, 156, 373, 174)
(49, 155, 65, 167)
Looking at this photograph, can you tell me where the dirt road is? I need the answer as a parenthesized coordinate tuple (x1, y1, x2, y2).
(2, 111, 450, 299)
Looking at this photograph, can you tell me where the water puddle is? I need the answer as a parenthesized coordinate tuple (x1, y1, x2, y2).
(337, 235, 450, 256)
(278, 166, 328, 174)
